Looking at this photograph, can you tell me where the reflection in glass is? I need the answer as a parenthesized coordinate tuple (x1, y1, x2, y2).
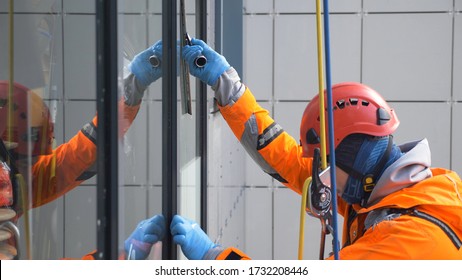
(0, 0, 166, 260)
(1, 0, 209, 260)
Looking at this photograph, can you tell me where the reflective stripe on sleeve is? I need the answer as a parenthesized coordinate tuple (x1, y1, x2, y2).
(240, 116, 288, 183)
(81, 121, 97, 145)
(257, 122, 283, 150)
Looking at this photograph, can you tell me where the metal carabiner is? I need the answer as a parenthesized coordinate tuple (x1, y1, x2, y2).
(307, 148, 334, 259)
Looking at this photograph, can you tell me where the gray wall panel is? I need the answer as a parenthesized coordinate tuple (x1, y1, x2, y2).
(364, 0, 453, 12)
(390, 102, 451, 169)
(363, 13, 452, 101)
(243, 15, 273, 101)
(452, 104, 462, 175)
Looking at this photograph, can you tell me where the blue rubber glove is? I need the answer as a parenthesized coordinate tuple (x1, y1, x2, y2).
(182, 38, 231, 86)
(128, 40, 163, 87)
(125, 214, 166, 260)
(170, 215, 215, 260)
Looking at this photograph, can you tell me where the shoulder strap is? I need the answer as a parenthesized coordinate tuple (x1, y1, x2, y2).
(365, 208, 462, 250)
(409, 209, 462, 250)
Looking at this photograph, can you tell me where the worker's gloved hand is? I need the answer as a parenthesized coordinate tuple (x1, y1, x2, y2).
(125, 214, 166, 260)
(128, 40, 163, 87)
(170, 215, 216, 260)
(182, 38, 230, 87)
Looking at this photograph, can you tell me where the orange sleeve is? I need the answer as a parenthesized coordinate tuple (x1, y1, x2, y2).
(219, 88, 312, 195)
(91, 99, 141, 137)
(80, 250, 98, 260)
(31, 130, 96, 208)
(30, 100, 140, 209)
(216, 247, 251, 260)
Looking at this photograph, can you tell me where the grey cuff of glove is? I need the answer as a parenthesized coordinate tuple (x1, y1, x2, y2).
(212, 67, 245, 107)
(124, 73, 147, 106)
(202, 245, 224, 260)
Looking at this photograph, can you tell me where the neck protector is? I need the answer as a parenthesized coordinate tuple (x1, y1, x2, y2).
(336, 134, 403, 206)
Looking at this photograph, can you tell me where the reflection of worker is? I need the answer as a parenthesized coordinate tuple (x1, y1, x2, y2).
(124, 214, 166, 260)
(0, 40, 163, 260)
(0, 140, 20, 260)
(171, 215, 250, 260)
(78, 214, 167, 260)
(178, 38, 462, 259)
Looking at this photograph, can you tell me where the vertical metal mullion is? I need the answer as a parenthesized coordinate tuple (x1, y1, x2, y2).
(162, 0, 178, 260)
(196, 0, 208, 233)
(96, 0, 119, 260)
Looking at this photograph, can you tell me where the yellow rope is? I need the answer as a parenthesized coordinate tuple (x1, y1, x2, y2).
(316, 0, 327, 170)
(298, 177, 312, 260)
(298, 0, 329, 260)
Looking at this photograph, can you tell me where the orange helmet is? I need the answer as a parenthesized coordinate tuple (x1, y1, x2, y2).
(0, 81, 54, 156)
(300, 82, 399, 157)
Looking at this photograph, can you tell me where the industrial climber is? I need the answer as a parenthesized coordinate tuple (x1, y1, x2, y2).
(168, 38, 462, 260)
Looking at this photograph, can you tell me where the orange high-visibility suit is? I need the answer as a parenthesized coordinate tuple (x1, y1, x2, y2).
(212, 84, 462, 260)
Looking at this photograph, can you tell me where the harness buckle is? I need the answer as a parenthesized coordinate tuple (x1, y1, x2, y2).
(363, 175, 375, 192)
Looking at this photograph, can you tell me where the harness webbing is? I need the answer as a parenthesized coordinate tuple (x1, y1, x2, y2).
(410, 209, 462, 249)
(361, 208, 462, 250)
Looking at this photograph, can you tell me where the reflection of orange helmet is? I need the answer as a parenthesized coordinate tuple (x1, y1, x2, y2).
(0, 81, 54, 156)
(300, 82, 399, 157)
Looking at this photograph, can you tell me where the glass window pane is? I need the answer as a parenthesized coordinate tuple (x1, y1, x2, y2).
(0, 0, 98, 259)
(176, 0, 203, 260)
(118, 0, 164, 260)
